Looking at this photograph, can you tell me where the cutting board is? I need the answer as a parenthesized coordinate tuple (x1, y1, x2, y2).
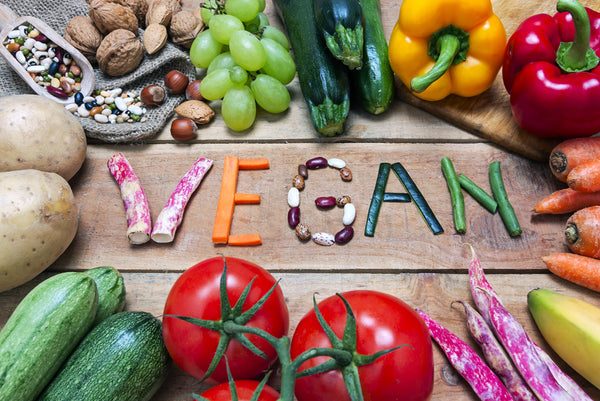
(380, 0, 598, 162)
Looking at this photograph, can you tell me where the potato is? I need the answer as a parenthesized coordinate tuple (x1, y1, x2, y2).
(0, 169, 79, 293)
(0, 95, 87, 181)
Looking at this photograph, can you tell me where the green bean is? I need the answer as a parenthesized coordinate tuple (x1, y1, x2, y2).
(383, 193, 411, 202)
(441, 157, 465, 234)
(457, 174, 498, 214)
(391, 162, 444, 235)
(489, 161, 522, 237)
(364, 163, 391, 237)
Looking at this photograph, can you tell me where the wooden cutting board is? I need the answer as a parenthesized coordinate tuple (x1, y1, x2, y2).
(381, 0, 598, 162)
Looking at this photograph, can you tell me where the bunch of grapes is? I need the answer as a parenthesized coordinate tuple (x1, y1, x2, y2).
(190, 0, 296, 131)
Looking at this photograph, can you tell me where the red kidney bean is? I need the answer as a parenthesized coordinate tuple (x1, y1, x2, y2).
(298, 164, 308, 178)
(315, 196, 336, 209)
(335, 226, 354, 244)
(288, 206, 300, 227)
(306, 157, 328, 169)
(47, 85, 68, 99)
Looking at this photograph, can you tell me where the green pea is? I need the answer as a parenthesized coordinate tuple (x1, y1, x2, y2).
(14, 37, 24, 45)
(131, 114, 140, 121)
(54, 73, 61, 79)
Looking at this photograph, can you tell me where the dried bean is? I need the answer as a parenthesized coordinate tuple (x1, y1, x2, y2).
(288, 206, 300, 227)
(334, 226, 354, 244)
(288, 187, 300, 207)
(306, 157, 328, 169)
(342, 203, 356, 225)
(298, 164, 308, 178)
(295, 223, 311, 241)
(312, 232, 335, 246)
(340, 167, 352, 181)
(336, 195, 351, 207)
(315, 196, 336, 209)
(292, 175, 305, 190)
(328, 158, 346, 169)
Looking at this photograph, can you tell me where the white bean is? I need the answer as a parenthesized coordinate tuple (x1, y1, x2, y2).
(104, 96, 115, 105)
(110, 88, 123, 97)
(328, 158, 346, 169)
(64, 103, 78, 112)
(77, 104, 90, 117)
(287, 187, 300, 207)
(83, 96, 96, 103)
(94, 114, 109, 123)
(312, 232, 335, 246)
(343, 203, 356, 225)
(102, 108, 112, 116)
(23, 38, 35, 50)
(15, 51, 26, 64)
(114, 97, 127, 111)
(26, 65, 46, 73)
(7, 30, 21, 39)
(33, 41, 47, 51)
(128, 104, 143, 115)
(95, 95, 105, 105)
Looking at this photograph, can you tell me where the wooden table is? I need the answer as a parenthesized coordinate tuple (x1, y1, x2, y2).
(2, 0, 600, 399)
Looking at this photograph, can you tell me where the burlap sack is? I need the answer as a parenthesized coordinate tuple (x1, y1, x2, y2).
(0, 0, 196, 142)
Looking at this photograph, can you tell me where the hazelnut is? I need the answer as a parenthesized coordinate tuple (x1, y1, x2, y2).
(185, 80, 202, 100)
(170, 118, 197, 141)
(164, 70, 189, 94)
(140, 84, 166, 106)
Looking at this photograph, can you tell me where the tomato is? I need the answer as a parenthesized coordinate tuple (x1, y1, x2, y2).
(290, 290, 434, 401)
(199, 380, 280, 401)
(162, 256, 289, 383)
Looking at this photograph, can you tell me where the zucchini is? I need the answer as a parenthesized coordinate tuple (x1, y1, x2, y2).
(85, 266, 126, 326)
(350, 0, 394, 114)
(313, 0, 364, 69)
(38, 311, 171, 401)
(274, 0, 351, 136)
(0, 272, 98, 401)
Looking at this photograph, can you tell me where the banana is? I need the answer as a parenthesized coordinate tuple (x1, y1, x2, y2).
(527, 288, 600, 390)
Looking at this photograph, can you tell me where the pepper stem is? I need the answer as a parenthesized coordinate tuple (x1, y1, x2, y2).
(411, 25, 470, 94)
(556, 0, 600, 72)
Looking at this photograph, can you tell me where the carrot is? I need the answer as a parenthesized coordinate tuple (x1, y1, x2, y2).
(212, 156, 239, 244)
(542, 252, 600, 292)
(564, 206, 600, 258)
(234, 193, 261, 204)
(549, 137, 600, 183)
(567, 158, 600, 192)
(228, 234, 262, 246)
(533, 188, 600, 214)
(238, 158, 270, 170)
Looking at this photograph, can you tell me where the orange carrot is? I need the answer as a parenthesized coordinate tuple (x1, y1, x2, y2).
(234, 193, 261, 204)
(549, 137, 600, 182)
(542, 253, 600, 292)
(238, 158, 270, 170)
(228, 234, 262, 246)
(564, 206, 600, 258)
(567, 159, 600, 192)
(533, 188, 600, 214)
(212, 156, 239, 244)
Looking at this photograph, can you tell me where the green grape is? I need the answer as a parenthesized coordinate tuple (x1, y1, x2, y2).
(229, 30, 266, 71)
(244, 12, 269, 33)
(251, 74, 290, 114)
(262, 26, 290, 51)
(229, 66, 248, 85)
(190, 29, 224, 68)
(207, 52, 238, 75)
(260, 38, 296, 85)
(200, 0, 219, 24)
(199, 68, 234, 101)
(222, 85, 256, 131)
(208, 14, 244, 45)
(224, 0, 260, 22)
(257, 0, 266, 12)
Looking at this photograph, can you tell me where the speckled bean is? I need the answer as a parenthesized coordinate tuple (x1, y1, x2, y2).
(343, 203, 356, 225)
(340, 167, 352, 181)
(288, 187, 300, 207)
(328, 158, 346, 169)
(315, 196, 336, 209)
(288, 206, 300, 227)
(306, 157, 328, 169)
(336, 195, 351, 207)
(335, 226, 354, 244)
(312, 232, 335, 246)
(295, 222, 311, 241)
(292, 174, 305, 190)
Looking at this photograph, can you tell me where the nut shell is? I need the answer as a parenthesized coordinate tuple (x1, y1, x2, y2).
(174, 100, 215, 124)
(89, 0, 139, 34)
(64, 16, 103, 63)
(169, 10, 203, 48)
(146, 0, 182, 27)
(96, 29, 144, 76)
(143, 23, 168, 55)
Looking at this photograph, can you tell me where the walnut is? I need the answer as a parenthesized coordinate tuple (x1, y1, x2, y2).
(146, 0, 182, 27)
(143, 23, 168, 55)
(89, 0, 139, 35)
(169, 10, 203, 48)
(96, 29, 144, 76)
(64, 16, 103, 64)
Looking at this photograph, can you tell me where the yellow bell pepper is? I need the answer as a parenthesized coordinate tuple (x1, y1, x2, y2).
(388, 0, 506, 101)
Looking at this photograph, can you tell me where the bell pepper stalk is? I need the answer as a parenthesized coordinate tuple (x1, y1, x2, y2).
(502, 0, 600, 138)
(166, 256, 403, 401)
(388, 0, 506, 101)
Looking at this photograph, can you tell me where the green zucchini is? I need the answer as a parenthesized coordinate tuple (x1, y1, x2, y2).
(350, 0, 395, 114)
(313, 0, 364, 69)
(274, 0, 351, 136)
(85, 266, 126, 326)
(0, 272, 98, 401)
(38, 311, 171, 401)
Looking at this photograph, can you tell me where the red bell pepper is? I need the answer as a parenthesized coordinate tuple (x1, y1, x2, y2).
(503, 0, 600, 138)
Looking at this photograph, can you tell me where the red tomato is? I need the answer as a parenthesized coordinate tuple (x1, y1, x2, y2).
(290, 290, 434, 401)
(199, 380, 280, 401)
(162, 256, 289, 383)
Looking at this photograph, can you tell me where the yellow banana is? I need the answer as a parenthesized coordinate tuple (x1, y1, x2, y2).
(528, 288, 600, 390)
